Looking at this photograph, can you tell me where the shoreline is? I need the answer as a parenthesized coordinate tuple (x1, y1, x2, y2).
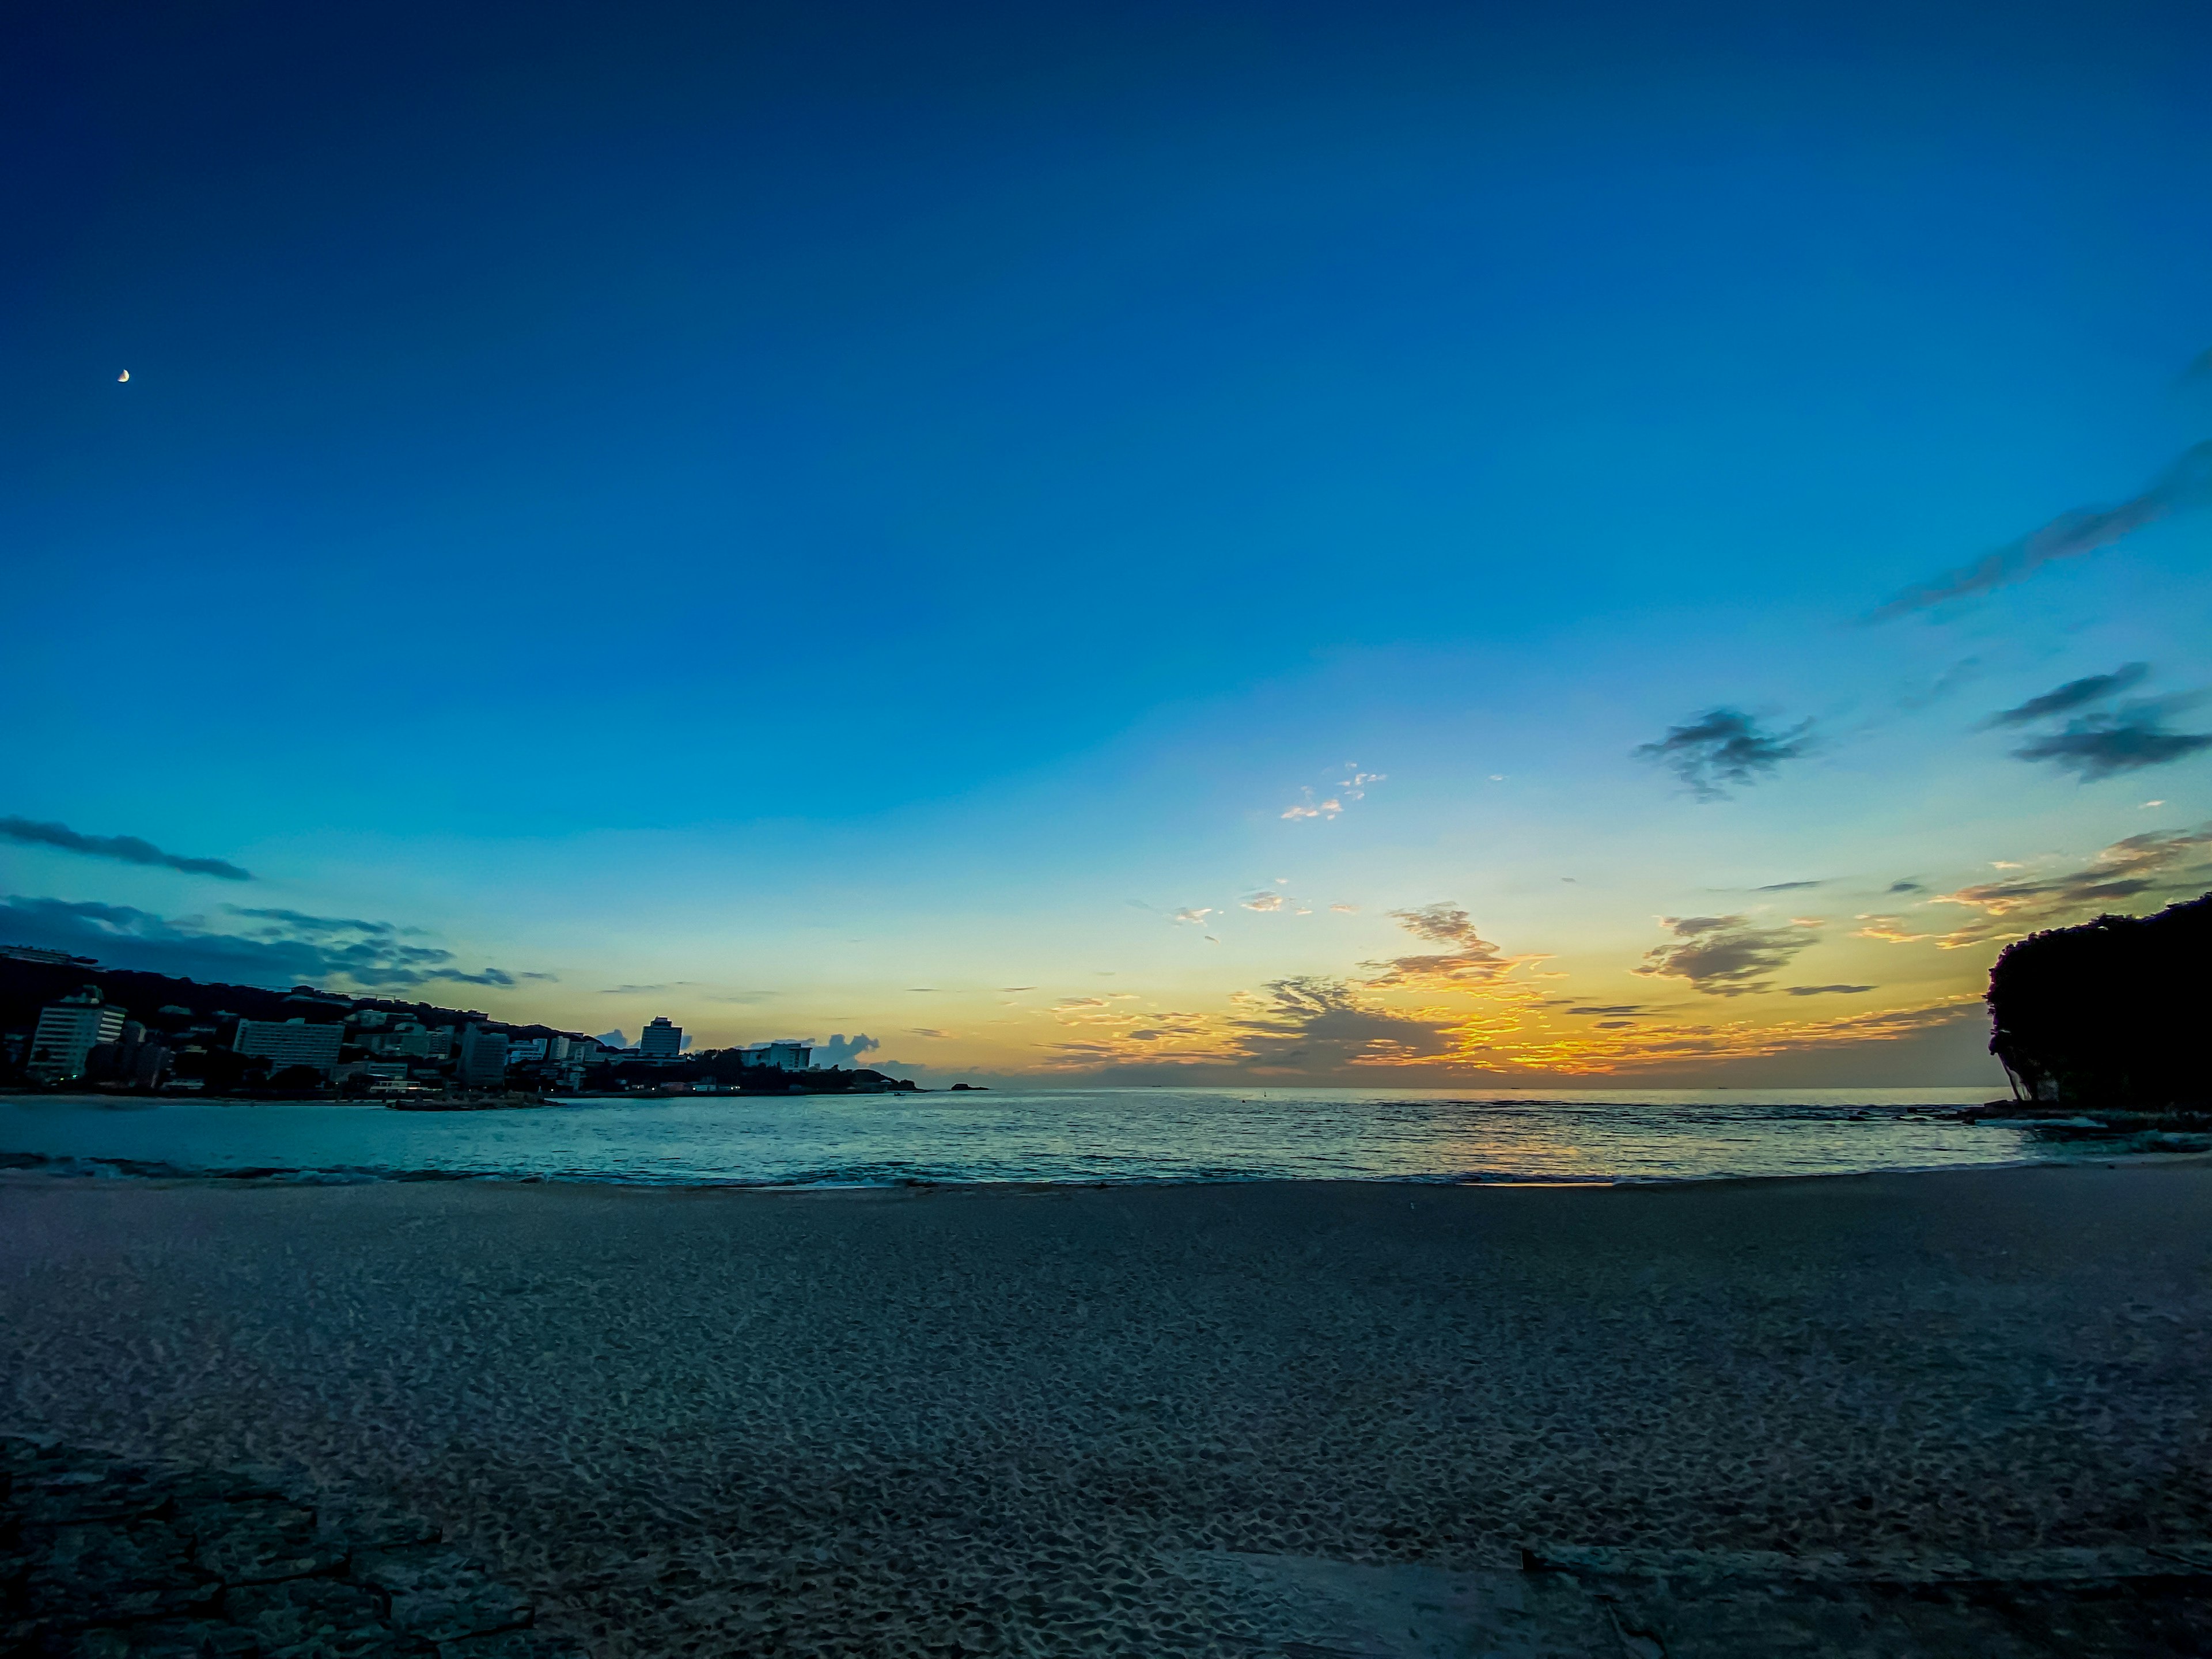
(13, 1144, 2206, 1194)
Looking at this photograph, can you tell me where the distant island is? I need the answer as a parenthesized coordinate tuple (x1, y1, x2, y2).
(1988, 891, 2210, 1113)
(0, 950, 919, 1100)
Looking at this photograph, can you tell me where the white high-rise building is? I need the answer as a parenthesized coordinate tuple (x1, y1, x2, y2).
(27, 987, 127, 1082)
(639, 1016, 683, 1058)
(232, 1018, 344, 1075)
(742, 1041, 813, 1073)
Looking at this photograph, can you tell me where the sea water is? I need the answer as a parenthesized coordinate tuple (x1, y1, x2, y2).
(0, 1085, 2141, 1186)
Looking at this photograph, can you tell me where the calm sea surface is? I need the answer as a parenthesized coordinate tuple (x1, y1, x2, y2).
(0, 1086, 2155, 1187)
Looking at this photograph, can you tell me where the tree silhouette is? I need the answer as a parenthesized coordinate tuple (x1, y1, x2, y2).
(1987, 891, 2211, 1108)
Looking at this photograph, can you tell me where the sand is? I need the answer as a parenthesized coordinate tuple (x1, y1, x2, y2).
(3, 1165, 2210, 1655)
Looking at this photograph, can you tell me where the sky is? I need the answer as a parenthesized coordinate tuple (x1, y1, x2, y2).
(5, 0, 2210, 1087)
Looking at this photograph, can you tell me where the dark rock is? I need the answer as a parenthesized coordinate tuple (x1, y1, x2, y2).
(350, 1547, 531, 1642)
(436, 1633, 589, 1658)
(24, 1521, 214, 1624)
(186, 1500, 349, 1584)
(4, 1438, 560, 1659)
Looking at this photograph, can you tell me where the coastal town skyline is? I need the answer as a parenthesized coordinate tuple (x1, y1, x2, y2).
(7, 1, 2211, 1087)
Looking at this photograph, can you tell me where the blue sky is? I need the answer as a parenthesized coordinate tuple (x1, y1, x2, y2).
(5, 0, 2210, 1084)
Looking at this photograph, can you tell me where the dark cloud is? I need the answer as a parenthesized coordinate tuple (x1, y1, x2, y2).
(1635, 915, 1820, 997)
(1362, 903, 1519, 986)
(1984, 664, 2148, 727)
(1787, 984, 1875, 996)
(1633, 709, 1813, 800)
(228, 906, 400, 935)
(1567, 1004, 1643, 1016)
(0, 895, 532, 991)
(1753, 880, 1823, 892)
(1230, 976, 1455, 1068)
(0, 816, 252, 881)
(1868, 440, 2212, 621)
(2011, 707, 2212, 779)
(1887, 879, 1924, 894)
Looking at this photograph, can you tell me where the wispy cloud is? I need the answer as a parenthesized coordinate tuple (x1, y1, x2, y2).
(1787, 984, 1874, 996)
(1635, 915, 1821, 996)
(1241, 891, 1285, 912)
(1281, 790, 1342, 821)
(0, 816, 252, 881)
(910, 1028, 952, 1039)
(1929, 824, 2212, 934)
(1281, 762, 1385, 822)
(1634, 709, 1814, 800)
(1984, 664, 2149, 727)
(1362, 903, 1528, 987)
(1328, 903, 1358, 913)
(1171, 906, 1215, 926)
(0, 895, 532, 990)
(1868, 440, 2212, 620)
(1752, 880, 1823, 892)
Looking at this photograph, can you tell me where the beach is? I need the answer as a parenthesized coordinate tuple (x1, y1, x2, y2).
(5, 1164, 2211, 1654)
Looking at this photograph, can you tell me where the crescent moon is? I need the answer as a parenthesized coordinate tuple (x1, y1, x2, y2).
(118, 370, 129, 382)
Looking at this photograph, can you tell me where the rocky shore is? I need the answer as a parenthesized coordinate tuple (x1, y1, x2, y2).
(2, 1436, 578, 1657)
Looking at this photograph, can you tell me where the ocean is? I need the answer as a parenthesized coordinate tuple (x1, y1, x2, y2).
(0, 1085, 2165, 1187)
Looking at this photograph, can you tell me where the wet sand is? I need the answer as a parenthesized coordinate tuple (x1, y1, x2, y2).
(3, 1165, 2210, 1655)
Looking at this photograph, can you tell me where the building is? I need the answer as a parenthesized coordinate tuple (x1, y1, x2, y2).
(86, 1022, 173, 1090)
(457, 1023, 509, 1087)
(26, 987, 128, 1082)
(232, 1017, 344, 1076)
(741, 1040, 813, 1073)
(639, 1016, 684, 1058)
(355, 1022, 452, 1059)
(505, 1037, 548, 1064)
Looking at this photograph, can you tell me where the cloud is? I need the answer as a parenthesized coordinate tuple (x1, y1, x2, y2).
(0, 895, 534, 991)
(1362, 903, 1525, 986)
(1753, 880, 1823, 892)
(1171, 907, 1215, 926)
(1887, 879, 1924, 893)
(1787, 984, 1874, 996)
(1328, 903, 1358, 913)
(1927, 824, 2212, 935)
(1633, 709, 1814, 800)
(2010, 706, 2212, 779)
(1984, 664, 2149, 727)
(1241, 891, 1286, 912)
(0, 816, 252, 881)
(601, 982, 696, 994)
(1281, 791, 1342, 821)
(1635, 915, 1821, 996)
(813, 1033, 880, 1067)
(999, 986, 1035, 993)
(910, 1028, 952, 1039)
(1229, 976, 1456, 1069)
(1868, 440, 2212, 620)
(1567, 1004, 1643, 1016)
